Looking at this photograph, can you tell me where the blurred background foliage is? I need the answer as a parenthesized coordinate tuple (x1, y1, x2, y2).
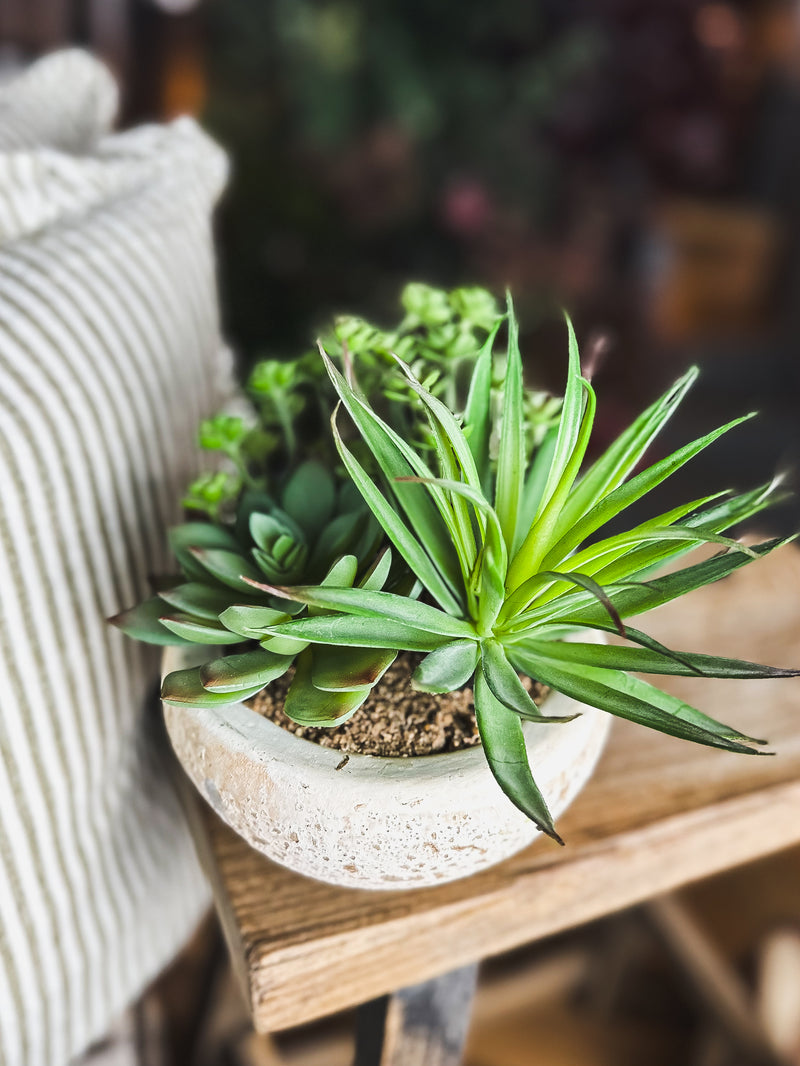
(204, 0, 603, 359)
(4, 0, 800, 525)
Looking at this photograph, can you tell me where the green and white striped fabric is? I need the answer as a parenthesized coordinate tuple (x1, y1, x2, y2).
(0, 52, 231, 1065)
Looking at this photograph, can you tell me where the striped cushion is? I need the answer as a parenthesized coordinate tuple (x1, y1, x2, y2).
(0, 52, 231, 1066)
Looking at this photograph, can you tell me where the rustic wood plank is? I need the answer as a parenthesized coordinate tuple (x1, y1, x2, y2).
(186, 542, 800, 1033)
(354, 964, 478, 1066)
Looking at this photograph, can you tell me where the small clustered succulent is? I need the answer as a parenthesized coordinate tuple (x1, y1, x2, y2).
(114, 285, 798, 844)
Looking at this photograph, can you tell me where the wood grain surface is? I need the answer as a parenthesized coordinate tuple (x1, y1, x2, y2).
(183, 541, 800, 1033)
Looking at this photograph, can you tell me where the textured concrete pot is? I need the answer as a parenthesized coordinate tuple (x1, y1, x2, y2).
(163, 635, 610, 890)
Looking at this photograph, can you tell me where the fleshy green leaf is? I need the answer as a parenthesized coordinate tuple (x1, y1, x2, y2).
(311, 645, 397, 691)
(264, 613, 451, 651)
(159, 614, 244, 645)
(281, 459, 336, 538)
(494, 293, 526, 551)
(517, 637, 800, 681)
(109, 596, 195, 646)
(188, 547, 264, 592)
(200, 648, 295, 692)
(157, 583, 238, 622)
(219, 604, 291, 638)
(481, 639, 577, 722)
(249, 582, 476, 638)
(412, 640, 479, 693)
(331, 410, 463, 614)
(473, 665, 563, 844)
(319, 554, 358, 589)
(161, 666, 264, 706)
(360, 547, 393, 591)
(284, 648, 370, 725)
(168, 523, 240, 582)
(511, 647, 766, 754)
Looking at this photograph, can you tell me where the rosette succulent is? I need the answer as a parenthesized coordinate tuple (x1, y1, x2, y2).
(115, 292, 798, 844)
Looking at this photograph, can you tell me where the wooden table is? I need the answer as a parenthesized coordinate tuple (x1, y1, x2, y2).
(182, 542, 800, 1063)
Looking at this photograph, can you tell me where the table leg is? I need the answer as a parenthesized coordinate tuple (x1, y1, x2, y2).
(353, 962, 479, 1066)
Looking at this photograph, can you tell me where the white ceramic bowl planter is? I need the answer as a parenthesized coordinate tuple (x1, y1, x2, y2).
(163, 633, 610, 890)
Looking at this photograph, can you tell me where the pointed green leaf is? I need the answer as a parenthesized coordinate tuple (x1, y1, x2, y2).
(566, 537, 790, 626)
(508, 376, 596, 588)
(393, 353, 483, 490)
(482, 639, 577, 722)
(513, 425, 558, 556)
(557, 366, 699, 530)
(331, 411, 463, 614)
(248, 582, 476, 639)
(265, 614, 451, 651)
(161, 666, 264, 706)
(464, 321, 502, 488)
(529, 315, 588, 521)
(511, 648, 766, 754)
(518, 637, 800, 682)
(398, 476, 506, 630)
(159, 614, 244, 645)
(311, 645, 397, 691)
(200, 647, 295, 692)
(189, 547, 264, 592)
(281, 460, 335, 538)
(284, 649, 370, 726)
(322, 350, 464, 592)
(219, 604, 291, 638)
(158, 583, 238, 622)
(540, 411, 756, 571)
(473, 666, 563, 843)
(109, 596, 195, 646)
(412, 641, 479, 693)
(494, 293, 526, 550)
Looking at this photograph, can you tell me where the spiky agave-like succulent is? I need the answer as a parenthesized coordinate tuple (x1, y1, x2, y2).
(212, 299, 797, 844)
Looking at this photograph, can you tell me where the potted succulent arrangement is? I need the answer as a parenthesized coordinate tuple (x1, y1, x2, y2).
(113, 285, 797, 890)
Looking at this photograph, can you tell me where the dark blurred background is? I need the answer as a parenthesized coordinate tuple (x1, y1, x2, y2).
(5, 7, 800, 1065)
(3, 0, 800, 520)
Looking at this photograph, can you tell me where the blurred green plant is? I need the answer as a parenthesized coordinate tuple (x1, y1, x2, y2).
(183, 284, 561, 516)
(204, 0, 601, 358)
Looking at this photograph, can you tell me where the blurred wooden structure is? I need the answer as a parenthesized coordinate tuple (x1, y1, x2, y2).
(180, 542, 800, 1063)
(649, 200, 780, 343)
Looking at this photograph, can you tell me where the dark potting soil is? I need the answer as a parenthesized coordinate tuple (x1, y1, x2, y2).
(247, 653, 549, 758)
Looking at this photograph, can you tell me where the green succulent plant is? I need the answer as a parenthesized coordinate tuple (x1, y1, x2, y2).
(116, 293, 798, 845)
(186, 285, 562, 520)
(111, 459, 402, 710)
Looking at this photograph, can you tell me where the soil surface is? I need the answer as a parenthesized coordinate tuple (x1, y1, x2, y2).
(247, 653, 549, 757)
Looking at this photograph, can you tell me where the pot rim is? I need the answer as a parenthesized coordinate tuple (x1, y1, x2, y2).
(162, 628, 605, 775)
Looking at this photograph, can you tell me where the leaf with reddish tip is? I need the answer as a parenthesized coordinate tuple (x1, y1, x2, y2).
(311, 646, 397, 692)
(109, 596, 195, 646)
(161, 666, 264, 706)
(200, 648, 294, 693)
(284, 649, 371, 726)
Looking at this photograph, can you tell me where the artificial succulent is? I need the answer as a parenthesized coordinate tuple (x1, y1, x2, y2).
(114, 289, 798, 843)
